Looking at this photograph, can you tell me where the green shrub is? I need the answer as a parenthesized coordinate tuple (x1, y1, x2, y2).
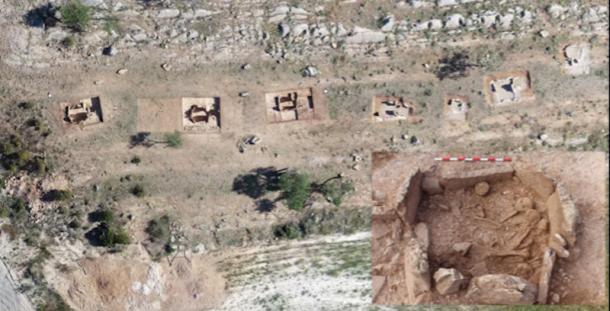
(31, 158, 47, 175)
(107, 227, 130, 245)
(19, 102, 35, 109)
(321, 179, 354, 207)
(164, 131, 183, 148)
(131, 184, 145, 197)
(93, 223, 130, 247)
(43, 190, 73, 202)
(37, 289, 72, 311)
(68, 218, 81, 229)
(0, 207, 9, 218)
(62, 35, 76, 48)
(0, 224, 17, 240)
(60, 0, 91, 32)
(130, 156, 141, 164)
(0, 176, 5, 189)
(89, 209, 114, 223)
(279, 171, 311, 211)
(103, 15, 120, 35)
(273, 222, 302, 240)
(9, 197, 28, 221)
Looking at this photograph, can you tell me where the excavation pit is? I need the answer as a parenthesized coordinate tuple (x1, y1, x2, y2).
(138, 97, 221, 133)
(371, 95, 417, 123)
(562, 43, 591, 76)
(182, 97, 221, 132)
(62, 96, 103, 127)
(372, 158, 580, 305)
(265, 88, 315, 123)
(443, 95, 469, 121)
(484, 71, 534, 106)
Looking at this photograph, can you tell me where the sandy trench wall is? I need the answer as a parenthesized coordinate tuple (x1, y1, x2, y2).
(396, 170, 423, 225)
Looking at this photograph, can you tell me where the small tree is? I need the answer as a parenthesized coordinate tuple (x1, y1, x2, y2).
(279, 171, 311, 211)
(146, 215, 171, 241)
(131, 184, 145, 197)
(89, 209, 115, 223)
(434, 51, 477, 80)
(130, 156, 141, 164)
(60, 0, 91, 32)
(164, 131, 182, 148)
(273, 222, 302, 240)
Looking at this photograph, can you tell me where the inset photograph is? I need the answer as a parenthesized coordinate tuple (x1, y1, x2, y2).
(371, 152, 607, 305)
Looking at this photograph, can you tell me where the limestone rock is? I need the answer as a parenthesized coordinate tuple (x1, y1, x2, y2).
(466, 274, 537, 304)
(302, 66, 319, 77)
(422, 177, 443, 195)
(404, 237, 431, 303)
(434, 268, 468, 295)
(440, 166, 513, 190)
(452, 242, 472, 256)
(157, 9, 181, 19)
(474, 182, 490, 196)
(537, 248, 556, 304)
(414, 222, 429, 250)
(380, 15, 395, 32)
(346, 27, 386, 44)
(547, 185, 579, 256)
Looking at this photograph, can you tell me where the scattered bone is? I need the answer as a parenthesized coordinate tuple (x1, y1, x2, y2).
(516, 197, 534, 210)
(500, 210, 520, 223)
(553, 233, 567, 247)
(507, 228, 531, 250)
(483, 247, 530, 259)
(473, 216, 500, 229)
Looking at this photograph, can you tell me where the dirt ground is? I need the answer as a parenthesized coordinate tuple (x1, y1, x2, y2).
(44, 244, 225, 311)
(371, 152, 607, 305)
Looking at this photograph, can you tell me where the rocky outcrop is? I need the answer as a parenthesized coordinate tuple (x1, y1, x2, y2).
(4, 0, 605, 68)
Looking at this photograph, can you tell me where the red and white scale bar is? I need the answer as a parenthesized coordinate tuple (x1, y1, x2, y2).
(434, 155, 512, 162)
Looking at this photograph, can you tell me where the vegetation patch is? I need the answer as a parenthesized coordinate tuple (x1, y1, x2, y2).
(145, 214, 174, 259)
(85, 209, 130, 248)
(60, 0, 91, 32)
(42, 189, 74, 202)
(279, 171, 311, 211)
